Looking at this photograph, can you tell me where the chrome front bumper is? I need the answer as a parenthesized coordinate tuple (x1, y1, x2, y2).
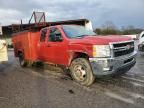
(89, 51, 137, 76)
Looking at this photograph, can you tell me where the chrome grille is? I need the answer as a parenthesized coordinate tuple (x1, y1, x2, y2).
(110, 41, 134, 57)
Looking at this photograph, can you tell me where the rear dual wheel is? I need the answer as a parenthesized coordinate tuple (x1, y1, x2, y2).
(18, 53, 28, 67)
(70, 58, 95, 86)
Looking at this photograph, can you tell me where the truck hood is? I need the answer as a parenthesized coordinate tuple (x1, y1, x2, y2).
(69, 35, 132, 45)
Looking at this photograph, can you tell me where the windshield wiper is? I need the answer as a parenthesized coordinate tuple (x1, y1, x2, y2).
(72, 34, 96, 38)
(75, 35, 87, 38)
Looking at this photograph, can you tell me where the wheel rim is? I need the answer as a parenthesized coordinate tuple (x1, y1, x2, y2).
(20, 59, 25, 65)
(19, 56, 24, 65)
(73, 64, 87, 81)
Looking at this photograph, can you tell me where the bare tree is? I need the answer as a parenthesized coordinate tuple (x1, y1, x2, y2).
(102, 21, 117, 30)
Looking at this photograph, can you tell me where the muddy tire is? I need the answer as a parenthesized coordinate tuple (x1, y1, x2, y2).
(70, 58, 95, 86)
(19, 53, 28, 67)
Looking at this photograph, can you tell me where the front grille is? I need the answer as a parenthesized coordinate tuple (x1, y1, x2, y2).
(111, 41, 134, 57)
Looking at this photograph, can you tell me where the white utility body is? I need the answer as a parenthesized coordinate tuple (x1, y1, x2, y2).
(138, 31, 144, 51)
(0, 25, 8, 62)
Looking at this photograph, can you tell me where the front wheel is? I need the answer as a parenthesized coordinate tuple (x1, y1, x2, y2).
(70, 58, 95, 86)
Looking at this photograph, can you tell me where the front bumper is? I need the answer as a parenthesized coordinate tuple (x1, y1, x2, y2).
(89, 51, 137, 76)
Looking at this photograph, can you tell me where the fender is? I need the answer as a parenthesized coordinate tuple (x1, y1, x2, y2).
(67, 43, 92, 66)
(15, 49, 24, 57)
(68, 50, 90, 66)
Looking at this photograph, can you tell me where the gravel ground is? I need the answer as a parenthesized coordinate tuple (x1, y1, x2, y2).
(0, 42, 144, 108)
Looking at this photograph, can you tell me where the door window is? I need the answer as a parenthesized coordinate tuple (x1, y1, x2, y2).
(49, 28, 62, 42)
(40, 28, 47, 42)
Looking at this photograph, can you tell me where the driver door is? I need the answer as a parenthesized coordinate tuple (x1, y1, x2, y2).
(44, 27, 68, 65)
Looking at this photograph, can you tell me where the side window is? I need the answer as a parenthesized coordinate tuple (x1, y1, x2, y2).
(40, 29, 47, 42)
(49, 28, 62, 42)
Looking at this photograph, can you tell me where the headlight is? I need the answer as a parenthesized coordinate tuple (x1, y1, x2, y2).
(93, 45, 111, 57)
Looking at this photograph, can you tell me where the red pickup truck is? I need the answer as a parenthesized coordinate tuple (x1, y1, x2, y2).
(12, 25, 136, 86)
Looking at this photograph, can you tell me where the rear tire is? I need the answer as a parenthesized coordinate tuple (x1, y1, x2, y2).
(18, 53, 28, 67)
(70, 58, 95, 86)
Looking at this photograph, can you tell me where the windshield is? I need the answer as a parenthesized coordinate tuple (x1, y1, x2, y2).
(63, 25, 96, 38)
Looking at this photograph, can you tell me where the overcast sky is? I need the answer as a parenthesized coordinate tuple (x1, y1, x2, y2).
(0, 0, 144, 28)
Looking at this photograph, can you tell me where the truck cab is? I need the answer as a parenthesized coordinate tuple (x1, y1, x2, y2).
(12, 24, 136, 86)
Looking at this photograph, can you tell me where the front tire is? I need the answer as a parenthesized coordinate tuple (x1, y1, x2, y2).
(70, 58, 95, 86)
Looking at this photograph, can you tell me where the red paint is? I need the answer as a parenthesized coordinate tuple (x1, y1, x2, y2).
(12, 25, 132, 66)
